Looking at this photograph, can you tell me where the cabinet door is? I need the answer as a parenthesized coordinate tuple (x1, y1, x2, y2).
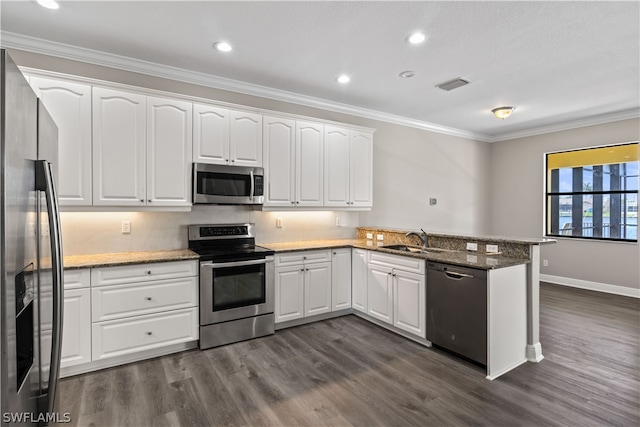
(349, 130, 373, 208)
(275, 265, 304, 323)
(263, 116, 296, 207)
(230, 110, 262, 167)
(30, 77, 92, 206)
(367, 264, 393, 324)
(304, 262, 332, 317)
(146, 96, 192, 206)
(296, 121, 323, 207)
(393, 270, 426, 338)
(61, 288, 92, 368)
(331, 248, 352, 311)
(324, 126, 350, 207)
(92, 87, 146, 206)
(193, 103, 229, 164)
(351, 249, 368, 313)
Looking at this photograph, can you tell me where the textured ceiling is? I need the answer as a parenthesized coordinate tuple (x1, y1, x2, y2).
(1, 1, 639, 141)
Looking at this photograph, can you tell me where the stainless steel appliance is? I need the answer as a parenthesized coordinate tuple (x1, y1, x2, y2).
(426, 262, 487, 366)
(188, 223, 275, 349)
(1, 50, 64, 424)
(193, 163, 264, 205)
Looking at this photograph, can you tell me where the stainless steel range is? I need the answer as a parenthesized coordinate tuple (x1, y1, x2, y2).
(188, 223, 275, 349)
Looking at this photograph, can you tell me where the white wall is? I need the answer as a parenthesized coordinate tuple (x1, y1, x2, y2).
(359, 123, 491, 234)
(490, 119, 640, 290)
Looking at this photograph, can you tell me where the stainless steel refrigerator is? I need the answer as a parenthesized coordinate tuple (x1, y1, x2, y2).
(0, 50, 64, 425)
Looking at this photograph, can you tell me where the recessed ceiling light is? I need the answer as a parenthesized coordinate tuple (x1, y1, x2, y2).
(213, 42, 233, 52)
(407, 32, 426, 44)
(399, 71, 415, 78)
(37, 0, 60, 9)
(336, 75, 351, 84)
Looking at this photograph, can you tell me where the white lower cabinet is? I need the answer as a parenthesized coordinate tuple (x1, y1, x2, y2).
(351, 249, 368, 313)
(60, 260, 199, 375)
(366, 251, 426, 338)
(331, 248, 352, 311)
(91, 261, 198, 361)
(274, 250, 332, 323)
(92, 307, 198, 360)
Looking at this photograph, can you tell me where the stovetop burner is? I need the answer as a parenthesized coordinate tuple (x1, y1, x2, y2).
(188, 223, 274, 261)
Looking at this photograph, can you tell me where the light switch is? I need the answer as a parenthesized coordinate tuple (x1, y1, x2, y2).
(276, 217, 282, 228)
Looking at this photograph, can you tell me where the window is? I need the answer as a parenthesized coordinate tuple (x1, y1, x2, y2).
(545, 142, 638, 242)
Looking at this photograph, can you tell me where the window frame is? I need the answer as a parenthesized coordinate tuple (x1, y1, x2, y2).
(544, 142, 639, 243)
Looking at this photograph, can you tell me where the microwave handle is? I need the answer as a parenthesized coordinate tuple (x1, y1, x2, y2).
(249, 170, 255, 201)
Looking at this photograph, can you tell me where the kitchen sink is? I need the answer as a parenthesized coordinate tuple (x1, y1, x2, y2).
(381, 245, 453, 254)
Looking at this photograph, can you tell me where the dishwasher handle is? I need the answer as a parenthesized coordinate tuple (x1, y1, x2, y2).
(444, 271, 474, 280)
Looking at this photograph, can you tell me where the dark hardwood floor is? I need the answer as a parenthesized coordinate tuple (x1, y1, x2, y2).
(53, 283, 640, 426)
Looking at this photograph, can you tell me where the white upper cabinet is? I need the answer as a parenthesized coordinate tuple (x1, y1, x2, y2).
(30, 77, 92, 206)
(193, 104, 262, 167)
(193, 104, 229, 164)
(230, 110, 262, 166)
(93, 88, 192, 207)
(324, 126, 350, 207)
(146, 96, 192, 206)
(92, 87, 147, 206)
(324, 126, 373, 208)
(295, 121, 324, 207)
(263, 116, 296, 206)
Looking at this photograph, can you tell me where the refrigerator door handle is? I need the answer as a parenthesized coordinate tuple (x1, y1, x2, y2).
(36, 159, 64, 415)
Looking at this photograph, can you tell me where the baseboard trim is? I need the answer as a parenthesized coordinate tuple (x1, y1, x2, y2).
(540, 274, 640, 298)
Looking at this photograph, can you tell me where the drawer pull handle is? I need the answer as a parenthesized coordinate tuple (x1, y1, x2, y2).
(146, 331, 153, 336)
(145, 297, 152, 301)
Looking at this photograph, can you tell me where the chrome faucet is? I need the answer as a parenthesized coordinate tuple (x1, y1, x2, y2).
(406, 229, 428, 248)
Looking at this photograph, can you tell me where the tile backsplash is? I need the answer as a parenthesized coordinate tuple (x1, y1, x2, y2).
(60, 207, 359, 255)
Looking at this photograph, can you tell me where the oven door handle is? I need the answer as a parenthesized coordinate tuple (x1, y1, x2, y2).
(202, 258, 271, 269)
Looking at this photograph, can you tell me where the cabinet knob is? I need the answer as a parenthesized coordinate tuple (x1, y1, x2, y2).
(148, 199, 151, 203)
(231, 159, 235, 163)
(146, 331, 153, 336)
(291, 201, 295, 205)
(300, 268, 304, 272)
(296, 201, 300, 204)
(145, 297, 152, 301)
(140, 199, 144, 203)
(225, 159, 229, 163)
(147, 270, 152, 275)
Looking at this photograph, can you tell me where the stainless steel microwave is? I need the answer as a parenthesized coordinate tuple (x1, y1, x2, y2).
(193, 163, 265, 205)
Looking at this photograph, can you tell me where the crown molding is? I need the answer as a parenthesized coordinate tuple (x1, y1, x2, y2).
(1, 31, 487, 141)
(487, 108, 640, 143)
(2, 31, 636, 144)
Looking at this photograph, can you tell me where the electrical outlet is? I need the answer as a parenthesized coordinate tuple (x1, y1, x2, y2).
(335, 217, 341, 227)
(276, 217, 282, 228)
(466, 242, 478, 251)
(366, 233, 373, 239)
(486, 244, 499, 253)
(121, 220, 131, 234)
(377, 234, 384, 241)
(543, 259, 549, 267)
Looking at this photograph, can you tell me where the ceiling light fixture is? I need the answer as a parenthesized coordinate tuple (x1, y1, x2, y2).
(37, 0, 60, 9)
(336, 74, 351, 84)
(492, 106, 515, 120)
(407, 32, 426, 44)
(213, 42, 233, 52)
(399, 71, 415, 78)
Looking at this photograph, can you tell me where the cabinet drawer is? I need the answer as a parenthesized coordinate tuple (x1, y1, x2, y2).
(368, 251, 425, 274)
(92, 307, 198, 361)
(275, 250, 331, 266)
(64, 269, 91, 290)
(91, 276, 198, 322)
(91, 260, 198, 287)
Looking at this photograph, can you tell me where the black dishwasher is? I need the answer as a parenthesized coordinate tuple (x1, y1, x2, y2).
(426, 262, 487, 366)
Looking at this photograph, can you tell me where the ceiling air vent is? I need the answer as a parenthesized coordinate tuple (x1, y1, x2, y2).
(436, 78, 470, 91)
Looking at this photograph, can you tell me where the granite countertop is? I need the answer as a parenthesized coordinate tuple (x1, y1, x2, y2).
(261, 239, 530, 270)
(64, 249, 199, 269)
